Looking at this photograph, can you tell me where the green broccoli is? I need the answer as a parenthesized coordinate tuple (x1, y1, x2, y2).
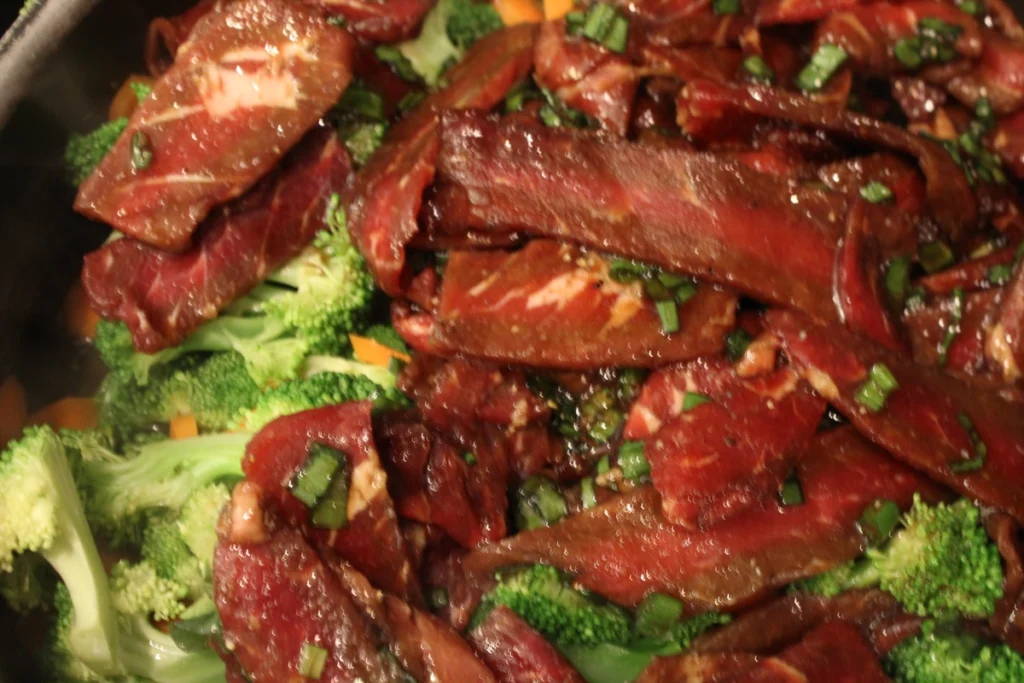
(363, 324, 410, 355)
(793, 496, 1003, 619)
(885, 622, 1024, 683)
(488, 564, 632, 647)
(0, 552, 56, 614)
(397, 0, 503, 85)
(74, 431, 249, 548)
(43, 583, 226, 683)
(232, 370, 400, 432)
(141, 516, 206, 598)
(109, 559, 188, 622)
(178, 483, 230, 571)
(64, 84, 152, 185)
(301, 355, 400, 390)
(0, 427, 121, 675)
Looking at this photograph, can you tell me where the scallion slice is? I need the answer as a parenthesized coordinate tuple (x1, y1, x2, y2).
(725, 328, 753, 362)
(618, 441, 650, 480)
(682, 392, 711, 412)
(918, 240, 954, 273)
(796, 44, 848, 93)
(298, 643, 329, 680)
(952, 412, 987, 473)
(310, 454, 351, 530)
(656, 300, 680, 334)
(712, 0, 739, 14)
(937, 287, 964, 367)
(742, 54, 775, 84)
(581, 477, 598, 510)
(130, 131, 153, 171)
(603, 16, 629, 53)
(860, 181, 894, 203)
(635, 593, 684, 637)
(288, 444, 341, 508)
(854, 363, 899, 412)
(780, 477, 803, 506)
(582, 3, 616, 41)
(885, 255, 911, 305)
(516, 476, 568, 530)
(463, 451, 478, 465)
(859, 499, 900, 545)
(674, 281, 698, 304)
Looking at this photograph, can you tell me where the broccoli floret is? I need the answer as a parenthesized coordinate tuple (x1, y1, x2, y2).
(75, 431, 249, 548)
(43, 582, 226, 683)
(141, 516, 206, 598)
(109, 560, 187, 622)
(233, 370, 398, 432)
(886, 622, 1024, 683)
(794, 496, 1003, 619)
(0, 552, 56, 614)
(488, 564, 632, 647)
(64, 84, 152, 185)
(178, 483, 229, 571)
(0, 427, 120, 675)
(301, 355, 399, 390)
(342, 121, 388, 166)
(397, 0, 502, 85)
(363, 324, 411, 355)
(670, 611, 732, 649)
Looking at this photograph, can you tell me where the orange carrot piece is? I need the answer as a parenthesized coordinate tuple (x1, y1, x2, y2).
(495, 0, 544, 25)
(0, 376, 28, 447)
(350, 334, 412, 368)
(28, 397, 98, 432)
(63, 280, 101, 342)
(170, 414, 199, 440)
(544, 0, 574, 20)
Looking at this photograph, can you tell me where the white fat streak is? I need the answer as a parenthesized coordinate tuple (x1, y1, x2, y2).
(468, 270, 502, 297)
(142, 104, 206, 126)
(133, 173, 220, 186)
(634, 405, 663, 436)
(348, 458, 387, 519)
(198, 63, 300, 119)
(526, 270, 594, 310)
(986, 322, 1022, 383)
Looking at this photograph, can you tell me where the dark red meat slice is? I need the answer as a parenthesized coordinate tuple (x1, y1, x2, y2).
(691, 590, 919, 656)
(989, 262, 1024, 382)
(534, 20, 640, 136)
(430, 110, 846, 321)
(892, 77, 949, 124)
(144, 0, 218, 75)
(241, 402, 419, 602)
(755, 0, 863, 26)
(462, 427, 943, 610)
(213, 483, 406, 682)
(813, 2, 982, 77)
(400, 240, 737, 369)
(344, 24, 535, 296)
(729, 621, 891, 683)
(995, 108, 1024, 180)
(81, 129, 349, 353)
(468, 605, 585, 683)
(75, 0, 354, 252)
(314, 0, 435, 42)
(640, 45, 743, 84)
(679, 79, 976, 239)
(903, 288, 999, 375)
(817, 153, 927, 218)
(638, 5, 751, 48)
(611, 0, 707, 23)
(986, 512, 1024, 652)
(623, 358, 824, 528)
(946, 30, 1024, 115)
(635, 653, 761, 683)
(767, 309, 1024, 523)
(918, 245, 1017, 295)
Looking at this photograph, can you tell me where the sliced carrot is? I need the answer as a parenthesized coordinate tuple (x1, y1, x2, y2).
(28, 397, 98, 432)
(495, 0, 544, 25)
(350, 334, 412, 368)
(63, 280, 101, 342)
(0, 376, 29, 447)
(170, 414, 199, 440)
(544, 0, 574, 20)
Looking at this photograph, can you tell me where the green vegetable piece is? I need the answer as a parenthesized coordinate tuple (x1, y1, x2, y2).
(860, 181, 894, 203)
(581, 477, 598, 510)
(712, 0, 739, 14)
(539, 105, 563, 128)
(885, 255, 912, 305)
(635, 593, 684, 637)
(310, 454, 351, 530)
(603, 15, 629, 53)
(169, 609, 222, 653)
(742, 54, 775, 83)
(609, 258, 647, 283)
(952, 412, 987, 473)
(516, 476, 568, 530)
(428, 587, 449, 609)
(682, 392, 711, 412)
(130, 131, 153, 171)
(919, 241, 955, 274)
(725, 328, 753, 362)
(780, 477, 803, 506)
(655, 300, 679, 334)
(463, 451, 478, 465)
(288, 444, 341, 508)
(895, 36, 924, 68)
(618, 441, 650, 480)
(375, 45, 421, 82)
(582, 3, 616, 41)
(957, 0, 980, 14)
(796, 44, 848, 92)
(674, 281, 698, 304)
(859, 498, 901, 545)
(298, 642, 329, 679)
(989, 263, 1013, 285)
(565, 10, 586, 35)
(938, 287, 965, 367)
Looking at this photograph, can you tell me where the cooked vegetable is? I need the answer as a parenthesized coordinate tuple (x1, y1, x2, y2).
(885, 622, 1024, 683)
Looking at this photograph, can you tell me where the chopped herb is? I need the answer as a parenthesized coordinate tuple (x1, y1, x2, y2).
(674, 281, 698, 304)
(854, 363, 900, 413)
(565, 10, 586, 35)
(603, 16, 630, 53)
(581, 477, 598, 510)
(937, 288, 965, 366)
(895, 37, 924, 69)
(860, 181, 894, 203)
(682, 391, 712, 412)
(742, 55, 775, 84)
(885, 255, 912, 305)
(989, 263, 1013, 285)
(713, 0, 740, 14)
(618, 441, 649, 480)
(516, 476, 568, 530)
(635, 593, 684, 637)
(725, 328, 753, 362)
(130, 131, 152, 171)
(780, 477, 803, 506)
(975, 97, 995, 129)
(463, 452, 478, 465)
(582, 3, 616, 41)
(796, 44, 848, 93)
(957, 0, 980, 15)
(918, 241, 955, 274)
(859, 499, 901, 545)
(596, 454, 612, 476)
(298, 642, 329, 679)
(952, 412, 987, 473)
(656, 300, 680, 334)
(539, 105, 563, 128)
(288, 444, 341, 508)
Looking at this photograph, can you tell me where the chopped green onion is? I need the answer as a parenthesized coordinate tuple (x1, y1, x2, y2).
(780, 477, 803, 506)
(656, 300, 680, 334)
(885, 255, 911, 305)
(656, 271, 690, 289)
(565, 10, 586, 35)
(288, 444, 341, 508)
(310, 455, 351, 530)
(597, 454, 612, 476)
(130, 131, 153, 171)
(581, 477, 597, 510)
(918, 241, 955, 273)
(938, 287, 965, 366)
(859, 499, 901, 545)
(975, 97, 995, 130)
(796, 44, 848, 93)
(635, 593, 684, 637)
(539, 105, 563, 128)
(463, 452, 478, 465)
(516, 476, 568, 530)
(674, 281, 698, 304)
(860, 181, 894, 203)
(989, 263, 1013, 285)
(725, 328, 753, 362)
(643, 277, 674, 301)
(428, 587, 449, 609)
(618, 441, 650, 480)
(582, 3, 616, 41)
(854, 363, 899, 413)
(374, 45, 420, 82)
(919, 17, 963, 39)
(609, 258, 647, 283)
(953, 412, 987, 473)
(603, 16, 629, 53)
(742, 55, 775, 84)
(587, 409, 623, 443)
(894, 37, 924, 69)
(713, 0, 739, 14)
(682, 392, 712, 412)
(951, 455, 985, 473)
(298, 642, 329, 680)
(957, 0, 980, 15)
